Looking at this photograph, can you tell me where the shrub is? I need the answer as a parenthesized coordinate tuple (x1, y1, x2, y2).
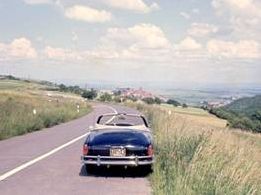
(166, 99, 181, 107)
(99, 93, 112, 102)
(182, 103, 188, 108)
(82, 89, 97, 100)
(154, 97, 162, 104)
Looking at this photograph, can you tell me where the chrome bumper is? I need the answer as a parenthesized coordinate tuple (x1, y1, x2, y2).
(81, 155, 154, 166)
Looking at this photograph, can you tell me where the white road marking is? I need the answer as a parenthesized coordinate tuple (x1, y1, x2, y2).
(95, 105, 118, 124)
(0, 104, 119, 182)
(0, 132, 89, 181)
(105, 105, 118, 114)
(94, 105, 118, 114)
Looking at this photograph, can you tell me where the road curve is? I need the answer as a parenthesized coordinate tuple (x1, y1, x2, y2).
(0, 104, 151, 195)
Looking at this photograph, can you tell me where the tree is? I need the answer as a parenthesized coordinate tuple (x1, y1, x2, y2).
(113, 96, 122, 103)
(82, 89, 97, 100)
(113, 90, 122, 96)
(167, 99, 181, 107)
(182, 103, 188, 108)
(251, 111, 261, 121)
(58, 84, 67, 91)
(6, 75, 19, 80)
(99, 93, 112, 102)
(69, 85, 82, 94)
(127, 96, 137, 102)
(154, 97, 162, 104)
(142, 97, 155, 105)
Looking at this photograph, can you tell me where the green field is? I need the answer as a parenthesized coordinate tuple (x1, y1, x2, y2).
(0, 78, 91, 140)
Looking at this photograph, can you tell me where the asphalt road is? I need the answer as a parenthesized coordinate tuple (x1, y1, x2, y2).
(0, 104, 151, 195)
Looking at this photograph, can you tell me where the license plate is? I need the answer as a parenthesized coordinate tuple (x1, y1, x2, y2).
(110, 148, 126, 157)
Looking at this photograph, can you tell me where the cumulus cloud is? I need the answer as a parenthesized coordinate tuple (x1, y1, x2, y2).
(212, 0, 261, 17)
(105, 0, 159, 13)
(127, 23, 171, 49)
(44, 46, 83, 61)
(176, 37, 202, 50)
(172, 37, 206, 60)
(207, 39, 260, 59)
(95, 23, 171, 60)
(37, 21, 261, 64)
(0, 37, 37, 61)
(188, 23, 218, 37)
(65, 5, 112, 23)
(43, 23, 171, 62)
(212, 0, 261, 39)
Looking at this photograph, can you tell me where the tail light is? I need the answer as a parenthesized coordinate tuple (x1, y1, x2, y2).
(83, 144, 89, 155)
(147, 145, 154, 156)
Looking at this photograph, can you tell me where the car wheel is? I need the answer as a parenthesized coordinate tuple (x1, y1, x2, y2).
(85, 164, 96, 174)
(145, 165, 153, 173)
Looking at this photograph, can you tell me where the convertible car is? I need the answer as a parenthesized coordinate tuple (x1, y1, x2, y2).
(81, 113, 154, 170)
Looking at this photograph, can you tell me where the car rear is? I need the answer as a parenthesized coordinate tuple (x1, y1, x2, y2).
(81, 129, 154, 167)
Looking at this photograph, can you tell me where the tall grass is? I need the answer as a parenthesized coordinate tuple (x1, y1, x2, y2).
(128, 102, 261, 195)
(0, 92, 91, 140)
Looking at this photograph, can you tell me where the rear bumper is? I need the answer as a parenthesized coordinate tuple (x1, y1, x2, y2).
(81, 155, 154, 166)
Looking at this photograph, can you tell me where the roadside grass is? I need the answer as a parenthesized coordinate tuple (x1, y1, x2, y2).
(126, 102, 261, 195)
(0, 91, 91, 140)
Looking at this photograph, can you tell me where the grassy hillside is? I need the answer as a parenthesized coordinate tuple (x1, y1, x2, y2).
(126, 102, 261, 195)
(209, 95, 261, 133)
(0, 78, 91, 140)
(225, 95, 261, 114)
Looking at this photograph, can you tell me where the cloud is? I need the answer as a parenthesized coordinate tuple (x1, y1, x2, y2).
(212, 0, 261, 17)
(105, 0, 159, 13)
(44, 46, 83, 61)
(172, 37, 206, 60)
(127, 23, 171, 49)
(0, 37, 37, 61)
(212, 0, 261, 39)
(176, 37, 202, 50)
(95, 23, 171, 61)
(180, 12, 190, 19)
(23, 1, 112, 23)
(43, 23, 171, 62)
(65, 5, 112, 23)
(39, 22, 260, 64)
(207, 39, 260, 59)
(100, 23, 171, 50)
(188, 23, 218, 37)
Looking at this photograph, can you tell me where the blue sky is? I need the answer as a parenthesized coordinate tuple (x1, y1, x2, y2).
(0, 0, 260, 86)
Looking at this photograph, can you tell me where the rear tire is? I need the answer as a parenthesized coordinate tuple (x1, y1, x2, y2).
(85, 164, 97, 174)
(145, 165, 153, 173)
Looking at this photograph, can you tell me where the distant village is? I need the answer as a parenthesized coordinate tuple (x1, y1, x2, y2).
(201, 96, 240, 109)
(100, 87, 168, 102)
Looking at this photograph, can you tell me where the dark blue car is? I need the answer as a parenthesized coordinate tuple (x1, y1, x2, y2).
(81, 113, 154, 170)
